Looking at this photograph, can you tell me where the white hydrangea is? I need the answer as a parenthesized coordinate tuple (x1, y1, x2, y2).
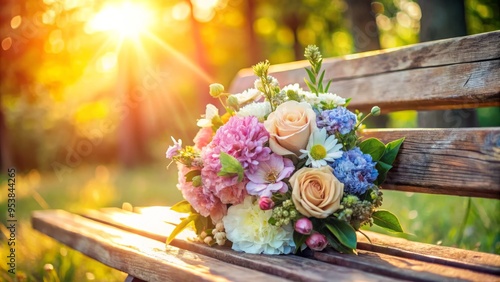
(236, 102, 272, 121)
(222, 196, 295, 255)
(303, 91, 346, 110)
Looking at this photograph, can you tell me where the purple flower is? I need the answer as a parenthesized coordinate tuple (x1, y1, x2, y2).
(316, 106, 357, 135)
(246, 153, 294, 197)
(166, 137, 182, 159)
(294, 218, 313, 235)
(259, 196, 275, 210)
(330, 147, 378, 195)
(306, 233, 328, 251)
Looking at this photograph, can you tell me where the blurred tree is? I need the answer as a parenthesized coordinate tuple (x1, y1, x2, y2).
(418, 0, 478, 128)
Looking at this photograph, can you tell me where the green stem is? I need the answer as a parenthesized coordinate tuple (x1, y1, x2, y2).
(354, 113, 373, 130)
(456, 197, 472, 247)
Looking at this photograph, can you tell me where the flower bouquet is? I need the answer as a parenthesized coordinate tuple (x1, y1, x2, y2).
(166, 45, 404, 255)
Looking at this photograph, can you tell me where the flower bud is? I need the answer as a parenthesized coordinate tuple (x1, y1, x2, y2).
(227, 95, 239, 108)
(204, 236, 213, 245)
(209, 83, 224, 98)
(371, 106, 381, 116)
(305, 233, 328, 251)
(294, 218, 313, 235)
(259, 196, 275, 210)
(215, 222, 224, 232)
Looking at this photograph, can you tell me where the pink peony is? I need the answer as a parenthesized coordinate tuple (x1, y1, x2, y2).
(176, 163, 226, 222)
(193, 127, 213, 149)
(201, 116, 271, 205)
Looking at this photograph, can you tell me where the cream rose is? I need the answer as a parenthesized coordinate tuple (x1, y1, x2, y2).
(264, 101, 316, 156)
(290, 166, 344, 218)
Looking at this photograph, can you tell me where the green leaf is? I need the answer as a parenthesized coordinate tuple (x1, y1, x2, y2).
(293, 231, 308, 254)
(324, 231, 357, 254)
(317, 70, 326, 92)
(374, 161, 392, 185)
(344, 98, 352, 107)
(184, 170, 201, 182)
(305, 68, 316, 84)
(380, 137, 405, 166)
(193, 215, 209, 234)
(372, 210, 404, 232)
(324, 79, 332, 92)
(166, 214, 198, 245)
(218, 152, 244, 182)
(170, 200, 192, 213)
(304, 79, 318, 94)
(359, 138, 386, 161)
(325, 219, 357, 250)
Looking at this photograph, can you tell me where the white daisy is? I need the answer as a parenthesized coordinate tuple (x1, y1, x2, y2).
(299, 128, 343, 168)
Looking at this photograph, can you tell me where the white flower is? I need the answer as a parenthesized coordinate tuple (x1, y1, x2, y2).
(231, 88, 263, 105)
(282, 83, 303, 95)
(222, 196, 295, 255)
(303, 92, 346, 110)
(236, 102, 271, 121)
(197, 104, 218, 127)
(299, 128, 343, 168)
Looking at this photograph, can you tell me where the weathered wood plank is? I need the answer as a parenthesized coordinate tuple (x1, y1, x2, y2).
(85, 208, 500, 281)
(31, 210, 289, 282)
(81, 208, 402, 282)
(311, 248, 499, 282)
(229, 31, 500, 112)
(356, 230, 500, 275)
(362, 128, 500, 198)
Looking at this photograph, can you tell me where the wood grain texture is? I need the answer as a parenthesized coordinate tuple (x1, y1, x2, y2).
(81, 208, 400, 282)
(362, 128, 500, 198)
(229, 31, 500, 112)
(356, 230, 500, 275)
(84, 208, 500, 281)
(31, 210, 288, 282)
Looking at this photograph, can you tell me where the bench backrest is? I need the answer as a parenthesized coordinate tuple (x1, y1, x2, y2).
(229, 31, 500, 199)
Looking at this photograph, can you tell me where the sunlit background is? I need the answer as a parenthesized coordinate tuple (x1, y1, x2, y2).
(1, 0, 499, 280)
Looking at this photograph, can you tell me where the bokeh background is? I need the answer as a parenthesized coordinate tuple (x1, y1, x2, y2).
(1, 0, 499, 280)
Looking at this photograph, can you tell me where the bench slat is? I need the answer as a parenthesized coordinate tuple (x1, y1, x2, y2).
(81, 208, 402, 282)
(229, 31, 500, 112)
(31, 210, 288, 282)
(356, 231, 500, 275)
(81, 207, 500, 281)
(363, 128, 500, 198)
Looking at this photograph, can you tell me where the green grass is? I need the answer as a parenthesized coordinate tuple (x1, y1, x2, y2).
(1, 163, 498, 281)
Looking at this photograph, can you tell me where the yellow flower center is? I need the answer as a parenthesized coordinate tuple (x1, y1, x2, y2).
(310, 144, 327, 160)
(266, 171, 278, 183)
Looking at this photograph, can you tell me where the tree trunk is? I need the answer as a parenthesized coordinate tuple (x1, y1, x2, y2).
(245, 0, 261, 63)
(418, 0, 478, 127)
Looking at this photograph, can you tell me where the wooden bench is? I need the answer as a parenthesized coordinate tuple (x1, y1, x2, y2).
(32, 31, 500, 281)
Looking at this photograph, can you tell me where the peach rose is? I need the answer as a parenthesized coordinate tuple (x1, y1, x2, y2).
(290, 166, 344, 218)
(264, 101, 316, 156)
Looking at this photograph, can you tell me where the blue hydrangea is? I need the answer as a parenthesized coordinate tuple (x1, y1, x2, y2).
(316, 106, 357, 135)
(330, 147, 378, 195)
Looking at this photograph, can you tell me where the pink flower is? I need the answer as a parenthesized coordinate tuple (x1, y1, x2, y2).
(176, 163, 226, 222)
(245, 153, 294, 197)
(201, 116, 271, 205)
(193, 127, 213, 149)
(294, 218, 313, 235)
(259, 196, 275, 210)
(305, 233, 328, 251)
